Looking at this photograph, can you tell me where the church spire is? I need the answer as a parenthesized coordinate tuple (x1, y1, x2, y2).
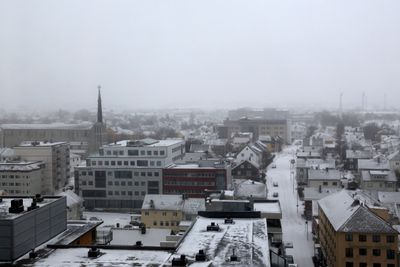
(97, 85, 103, 123)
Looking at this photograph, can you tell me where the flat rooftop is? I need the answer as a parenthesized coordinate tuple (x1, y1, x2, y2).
(27, 248, 171, 267)
(107, 138, 183, 148)
(254, 202, 282, 215)
(111, 228, 171, 246)
(0, 197, 61, 220)
(0, 161, 43, 171)
(17, 141, 68, 147)
(173, 216, 270, 266)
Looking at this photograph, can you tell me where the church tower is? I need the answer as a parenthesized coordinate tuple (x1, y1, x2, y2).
(91, 85, 107, 153)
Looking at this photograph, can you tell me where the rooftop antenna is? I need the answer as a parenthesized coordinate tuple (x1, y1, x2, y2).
(339, 92, 343, 119)
(362, 92, 365, 112)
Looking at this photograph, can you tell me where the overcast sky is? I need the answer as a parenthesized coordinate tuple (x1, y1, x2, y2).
(1, 0, 400, 112)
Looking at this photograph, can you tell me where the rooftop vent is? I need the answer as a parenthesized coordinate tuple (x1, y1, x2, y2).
(150, 199, 155, 209)
(27, 199, 38, 211)
(9, 199, 24, 214)
(224, 218, 234, 224)
(172, 255, 187, 266)
(135, 241, 143, 247)
(88, 247, 101, 258)
(29, 249, 37, 259)
(195, 250, 206, 262)
(141, 225, 146, 234)
(35, 194, 44, 203)
(206, 222, 220, 232)
(230, 249, 238, 262)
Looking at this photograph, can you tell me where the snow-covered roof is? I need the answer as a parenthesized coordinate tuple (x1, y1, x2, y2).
(318, 190, 397, 233)
(142, 194, 183, 211)
(18, 141, 67, 147)
(388, 150, 400, 161)
(303, 187, 341, 201)
(111, 228, 171, 246)
(57, 190, 83, 207)
(308, 169, 342, 181)
(254, 202, 282, 216)
(28, 248, 171, 266)
(358, 158, 390, 170)
(378, 192, 400, 204)
(361, 170, 396, 182)
(234, 179, 267, 199)
(0, 161, 43, 172)
(0, 197, 63, 220)
(346, 149, 373, 159)
(174, 216, 270, 266)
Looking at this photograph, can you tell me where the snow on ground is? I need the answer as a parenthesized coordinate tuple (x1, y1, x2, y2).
(111, 228, 171, 246)
(266, 146, 314, 267)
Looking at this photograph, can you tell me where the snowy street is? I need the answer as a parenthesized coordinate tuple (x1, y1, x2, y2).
(267, 146, 314, 267)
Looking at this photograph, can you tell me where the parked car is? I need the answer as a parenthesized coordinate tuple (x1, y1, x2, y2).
(273, 182, 278, 187)
(271, 164, 277, 168)
(273, 192, 279, 197)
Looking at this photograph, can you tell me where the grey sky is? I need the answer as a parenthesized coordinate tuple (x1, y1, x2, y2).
(1, 0, 400, 111)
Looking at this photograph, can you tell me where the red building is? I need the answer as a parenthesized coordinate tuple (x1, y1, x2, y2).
(162, 161, 232, 197)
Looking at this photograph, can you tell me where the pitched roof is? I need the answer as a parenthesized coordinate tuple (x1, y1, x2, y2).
(318, 190, 397, 233)
(339, 206, 397, 233)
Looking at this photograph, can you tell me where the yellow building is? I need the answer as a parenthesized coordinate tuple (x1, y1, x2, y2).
(141, 194, 205, 231)
(318, 190, 398, 267)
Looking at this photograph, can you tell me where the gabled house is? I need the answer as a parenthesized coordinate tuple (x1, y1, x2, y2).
(232, 160, 261, 181)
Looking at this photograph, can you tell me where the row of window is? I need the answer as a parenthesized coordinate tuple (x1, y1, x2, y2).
(89, 160, 162, 167)
(1, 175, 31, 179)
(81, 171, 160, 178)
(345, 247, 396, 259)
(143, 211, 178, 216)
(82, 180, 147, 187)
(108, 191, 145, 196)
(153, 220, 179, 227)
(1, 182, 30, 186)
(164, 181, 215, 186)
(345, 263, 395, 267)
(2, 189, 31, 194)
(345, 234, 395, 243)
(102, 149, 166, 156)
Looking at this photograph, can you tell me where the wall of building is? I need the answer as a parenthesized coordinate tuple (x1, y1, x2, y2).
(141, 209, 183, 231)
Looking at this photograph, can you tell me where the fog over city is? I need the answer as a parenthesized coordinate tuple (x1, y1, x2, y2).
(1, 0, 400, 112)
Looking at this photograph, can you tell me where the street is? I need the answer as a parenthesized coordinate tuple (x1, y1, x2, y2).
(267, 146, 314, 267)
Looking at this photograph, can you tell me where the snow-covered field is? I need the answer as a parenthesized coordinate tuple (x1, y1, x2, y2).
(267, 146, 314, 267)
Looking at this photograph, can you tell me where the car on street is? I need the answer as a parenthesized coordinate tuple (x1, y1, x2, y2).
(273, 182, 278, 187)
(271, 164, 277, 168)
(273, 192, 279, 197)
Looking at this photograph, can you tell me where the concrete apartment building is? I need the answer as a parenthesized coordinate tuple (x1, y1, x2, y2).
(0, 90, 106, 154)
(0, 196, 67, 261)
(13, 141, 70, 195)
(75, 138, 185, 210)
(162, 160, 232, 198)
(318, 190, 398, 267)
(0, 161, 45, 195)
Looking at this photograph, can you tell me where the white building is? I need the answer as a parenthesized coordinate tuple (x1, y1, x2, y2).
(75, 138, 185, 210)
(307, 169, 342, 189)
(360, 170, 397, 192)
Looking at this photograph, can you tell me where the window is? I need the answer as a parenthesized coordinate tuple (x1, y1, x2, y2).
(135, 182, 139, 186)
(387, 264, 395, 267)
(359, 248, 367, 256)
(121, 191, 126, 195)
(82, 181, 87, 186)
(147, 172, 153, 177)
(153, 221, 157, 226)
(147, 151, 152, 156)
(117, 161, 122, 166)
(144, 211, 149, 216)
(332, 182, 337, 186)
(387, 235, 395, 243)
(108, 191, 113, 195)
(115, 191, 120, 195)
(346, 248, 353, 258)
(154, 151, 158, 156)
(160, 150, 165, 155)
(111, 161, 116, 166)
(88, 181, 93, 186)
(372, 235, 381, 243)
(141, 191, 145, 196)
(115, 181, 120, 186)
(150, 161, 155, 166)
(157, 161, 162, 166)
(108, 181, 112, 186)
(114, 171, 132, 179)
(166, 221, 169, 226)
(160, 221, 164, 226)
(387, 249, 395, 260)
(113, 151, 118, 155)
(137, 160, 148, 167)
(130, 161, 135, 166)
(124, 161, 128, 166)
(359, 263, 367, 267)
(154, 172, 159, 177)
(372, 249, 381, 256)
(141, 172, 146, 177)
(372, 264, 381, 267)
(140, 150, 145, 155)
(128, 181, 132, 186)
(128, 191, 132, 196)
(135, 191, 139, 196)
(345, 234, 353, 241)
(323, 182, 328, 186)
(128, 150, 139, 156)
(162, 212, 167, 216)
(141, 182, 146, 186)
(105, 161, 109, 166)
(121, 181, 126, 186)
(119, 151, 124, 155)
(359, 235, 367, 242)
(346, 263, 354, 267)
